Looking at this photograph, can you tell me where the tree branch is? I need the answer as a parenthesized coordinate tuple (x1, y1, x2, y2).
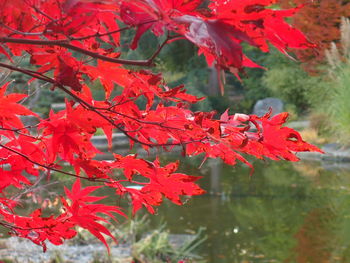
(0, 35, 169, 66)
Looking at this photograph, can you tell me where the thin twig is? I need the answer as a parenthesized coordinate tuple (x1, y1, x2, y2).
(1, 37, 151, 66)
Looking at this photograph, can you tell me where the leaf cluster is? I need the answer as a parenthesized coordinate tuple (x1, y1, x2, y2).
(0, 0, 322, 252)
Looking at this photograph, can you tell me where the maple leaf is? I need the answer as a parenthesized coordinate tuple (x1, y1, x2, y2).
(209, 0, 316, 54)
(109, 156, 205, 214)
(112, 154, 152, 181)
(246, 112, 324, 161)
(64, 179, 105, 203)
(63, 179, 126, 252)
(0, 209, 77, 252)
(114, 183, 162, 215)
(0, 167, 30, 192)
(39, 110, 100, 162)
(178, 17, 255, 70)
(85, 61, 130, 98)
(64, 98, 114, 147)
(142, 171, 205, 205)
(120, 0, 203, 49)
(73, 158, 112, 179)
(160, 85, 205, 103)
(56, 57, 82, 92)
(0, 83, 38, 129)
(120, 1, 156, 50)
(0, 135, 46, 188)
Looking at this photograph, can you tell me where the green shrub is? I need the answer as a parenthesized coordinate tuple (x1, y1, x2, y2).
(326, 63, 350, 143)
(319, 18, 350, 143)
(262, 51, 326, 115)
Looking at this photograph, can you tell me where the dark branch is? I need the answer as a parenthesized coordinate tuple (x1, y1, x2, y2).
(0, 34, 169, 66)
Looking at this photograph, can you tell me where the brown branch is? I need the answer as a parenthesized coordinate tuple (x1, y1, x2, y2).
(0, 124, 39, 132)
(70, 26, 131, 41)
(0, 37, 149, 66)
(0, 23, 44, 36)
(0, 26, 173, 66)
(0, 221, 52, 231)
(0, 62, 54, 83)
(0, 126, 41, 140)
(0, 36, 166, 66)
(12, 173, 58, 202)
(146, 33, 171, 62)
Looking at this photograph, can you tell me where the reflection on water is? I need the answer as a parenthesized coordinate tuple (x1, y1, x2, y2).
(148, 158, 350, 262)
(6, 156, 350, 262)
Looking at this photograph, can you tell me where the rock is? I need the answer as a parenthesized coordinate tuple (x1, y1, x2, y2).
(253, 97, 284, 117)
(322, 143, 342, 152)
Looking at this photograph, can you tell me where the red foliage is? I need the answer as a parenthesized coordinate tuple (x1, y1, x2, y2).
(278, 0, 350, 73)
(0, 0, 321, 251)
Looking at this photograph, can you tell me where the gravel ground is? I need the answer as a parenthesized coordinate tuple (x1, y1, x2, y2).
(0, 237, 132, 263)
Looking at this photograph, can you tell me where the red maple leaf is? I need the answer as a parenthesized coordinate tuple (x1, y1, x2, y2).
(56, 58, 82, 91)
(39, 109, 100, 162)
(0, 83, 38, 129)
(63, 179, 126, 251)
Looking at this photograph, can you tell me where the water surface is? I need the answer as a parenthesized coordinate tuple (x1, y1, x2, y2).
(6, 155, 350, 263)
(149, 158, 350, 263)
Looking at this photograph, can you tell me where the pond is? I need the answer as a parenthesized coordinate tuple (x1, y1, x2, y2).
(148, 157, 350, 262)
(3, 155, 350, 263)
